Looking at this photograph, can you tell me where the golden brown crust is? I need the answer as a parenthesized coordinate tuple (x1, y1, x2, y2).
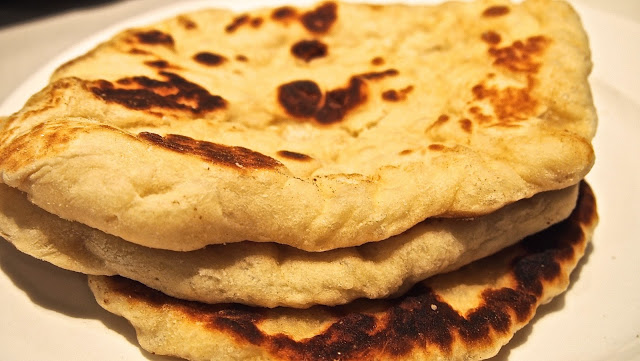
(89, 181, 597, 361)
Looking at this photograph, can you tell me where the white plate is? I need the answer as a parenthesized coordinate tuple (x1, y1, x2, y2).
(0, 1, 639, 360)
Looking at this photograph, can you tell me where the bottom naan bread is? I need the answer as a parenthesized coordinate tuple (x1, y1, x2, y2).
(0, 182, 577, 308)
(88, 182, 597, 361)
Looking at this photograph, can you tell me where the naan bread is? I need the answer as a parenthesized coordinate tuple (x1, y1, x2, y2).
(89, 181, 597, 361)
(0, 181, 577, 307)
(0, 0, 595, 251)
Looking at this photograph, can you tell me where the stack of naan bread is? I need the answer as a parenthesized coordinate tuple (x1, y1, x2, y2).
(0, 0, 598, 360)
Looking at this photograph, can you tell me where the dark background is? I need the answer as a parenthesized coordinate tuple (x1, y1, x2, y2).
(0, 0, 119, 28)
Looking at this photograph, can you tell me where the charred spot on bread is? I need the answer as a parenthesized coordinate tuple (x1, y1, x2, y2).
(138, 132, 282, 169)
(225, 14, 250, 33)
(301, 2, 338, 34)
(371, 56, 385, 66)
(134, 30, 175, 46)
(90, 72, 226, 114)
(271, 6, 298, 21)
(193, 52, 227, 66)
(277, 150, 313, 161)
(291, 39, 328, 62)
(482, 5, 510, 17)
(481, 31, 502, 45)
(278, 69, 399, 124)
(278, 80, 323, 118)
(382, 85, 413, 102)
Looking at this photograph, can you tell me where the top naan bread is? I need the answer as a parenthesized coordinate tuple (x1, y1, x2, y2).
(0, 0, 596, 251)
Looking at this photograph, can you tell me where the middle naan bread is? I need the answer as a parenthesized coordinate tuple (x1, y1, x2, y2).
(0, 183, 577, 308)
(0, 0, 595, 252)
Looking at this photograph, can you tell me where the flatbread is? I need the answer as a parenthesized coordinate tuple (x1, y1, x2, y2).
(0, 181, 577, 307)
(0, 0, 595, 252)
(89, 181, 597, 361)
